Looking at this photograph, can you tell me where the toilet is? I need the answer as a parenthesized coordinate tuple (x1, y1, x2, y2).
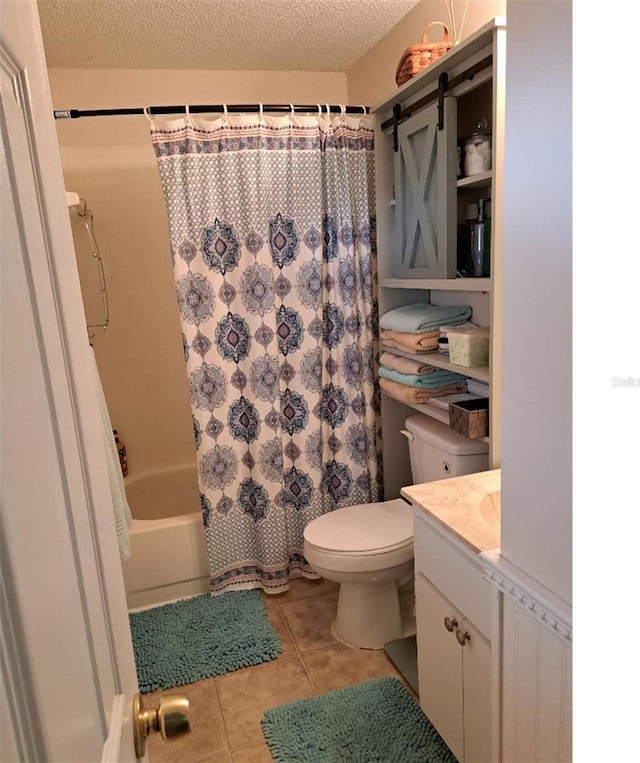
(303, 413, 489, 649)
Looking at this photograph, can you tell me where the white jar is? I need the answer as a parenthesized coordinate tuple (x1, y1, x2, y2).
(464, 121, 492, 176)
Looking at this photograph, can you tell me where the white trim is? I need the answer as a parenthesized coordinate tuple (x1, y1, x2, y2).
(481, 551, 572, 644)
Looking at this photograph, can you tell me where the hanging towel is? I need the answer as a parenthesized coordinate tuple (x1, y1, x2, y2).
(89, 347, 132, 561)
(379, 365, 468, 389)
(380, 329, 439, 352)
(380, 303, 472, 333)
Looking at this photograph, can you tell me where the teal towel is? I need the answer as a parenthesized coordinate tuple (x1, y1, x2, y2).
(380, 303, 472, 333)
(379, 365, 468, 389)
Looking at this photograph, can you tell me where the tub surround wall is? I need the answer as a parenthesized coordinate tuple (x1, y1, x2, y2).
(50, 68, 348, 473)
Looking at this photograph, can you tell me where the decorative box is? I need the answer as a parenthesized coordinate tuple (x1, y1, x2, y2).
(449, 398, 489, 439)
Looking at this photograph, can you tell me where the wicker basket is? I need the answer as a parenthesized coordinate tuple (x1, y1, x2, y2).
(395, 22, 454, 87)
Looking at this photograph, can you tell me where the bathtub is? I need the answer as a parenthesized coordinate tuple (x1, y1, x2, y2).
(122, 462, 210, 609)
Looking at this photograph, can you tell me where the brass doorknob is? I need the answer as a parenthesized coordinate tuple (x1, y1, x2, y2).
(133, 692, 190, 758)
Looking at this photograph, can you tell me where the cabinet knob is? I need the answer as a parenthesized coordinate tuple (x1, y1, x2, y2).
(444, 616, 458, 632)
(455, 628, 471, 646)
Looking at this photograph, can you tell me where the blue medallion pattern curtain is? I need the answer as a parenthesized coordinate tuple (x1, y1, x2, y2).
(151, 112, 382, 594)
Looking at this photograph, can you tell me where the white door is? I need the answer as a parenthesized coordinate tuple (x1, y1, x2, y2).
(1, 1, 141, 760)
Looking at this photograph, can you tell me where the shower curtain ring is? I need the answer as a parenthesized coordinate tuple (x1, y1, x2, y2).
(317, 104, 321, 114)
(184, 104, 191, 124)
(325, 103, 331, 116)
(360, 105, 367, 115)
(289, 103, 295, 114)
(143, 106, 153, 123)
(223, 103, 228, 121)
(258, 103, 263, 117)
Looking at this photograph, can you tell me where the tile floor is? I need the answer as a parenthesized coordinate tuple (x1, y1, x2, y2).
(145, 577, 416, 763)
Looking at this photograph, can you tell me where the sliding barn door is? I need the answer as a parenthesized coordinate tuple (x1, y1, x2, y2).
(394, 98, 457, 279)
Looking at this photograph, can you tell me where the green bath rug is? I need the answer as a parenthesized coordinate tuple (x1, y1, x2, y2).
(262, 676, 457, 763)
(129, 590, 281, 692)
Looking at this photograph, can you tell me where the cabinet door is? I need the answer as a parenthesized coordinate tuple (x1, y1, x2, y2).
(415, 573, 464, 761)
(394, 97, 457, 278)
(461, 616, 492, 763)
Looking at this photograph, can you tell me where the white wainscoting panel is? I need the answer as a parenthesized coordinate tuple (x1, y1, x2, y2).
(482, 552, 572, 762)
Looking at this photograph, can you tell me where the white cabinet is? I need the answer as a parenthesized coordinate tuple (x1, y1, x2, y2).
(372, 18, 506, 496)
(413, 510, 492, 762)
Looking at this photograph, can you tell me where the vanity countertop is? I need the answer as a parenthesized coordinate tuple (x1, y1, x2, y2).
(401, 468, 501, 554)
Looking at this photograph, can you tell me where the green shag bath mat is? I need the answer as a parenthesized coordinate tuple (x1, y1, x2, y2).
(129, 590, 281, 692)
(262, 676, 457, 763)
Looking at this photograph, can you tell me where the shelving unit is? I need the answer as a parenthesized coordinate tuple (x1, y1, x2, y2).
(379, 277, 491, 292)
(372, 17, 505, 499)
(457, 170, 492, 190)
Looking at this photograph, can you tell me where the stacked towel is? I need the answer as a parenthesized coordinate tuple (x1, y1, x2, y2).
(379, 365, 468, 390)
(379, 352, 440, 375)
(380, 303, 472, 333)
(379, 377, 467, 404)
(466, 379, 490, 398)
(380, 329, 440, 352)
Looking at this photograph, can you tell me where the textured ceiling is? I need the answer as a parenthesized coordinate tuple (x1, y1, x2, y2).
(37, 0, 423, 72)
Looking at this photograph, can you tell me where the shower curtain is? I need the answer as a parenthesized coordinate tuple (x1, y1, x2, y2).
(151, 110, 381, 593)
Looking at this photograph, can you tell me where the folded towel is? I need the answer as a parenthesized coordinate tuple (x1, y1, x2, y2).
(380, 303, 472, 333)
(380, 330, 439, 352)
(90, 347, 132, 561)
(379, 377, 468, 404)
(380, 352, 440, 375)
(379, 365, 468, 389)
(466, 380, 490, 397)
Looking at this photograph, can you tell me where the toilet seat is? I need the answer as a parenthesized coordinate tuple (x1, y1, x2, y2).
(303, 498, 413, 556)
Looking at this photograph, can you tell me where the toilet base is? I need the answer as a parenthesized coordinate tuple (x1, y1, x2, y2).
(332, 579, 406, 650)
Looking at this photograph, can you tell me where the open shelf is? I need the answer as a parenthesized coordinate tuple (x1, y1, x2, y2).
(380, 390, 490, 444)
(380, 344, 490, 384)
(380, 277, 491, 292)
(457, 170, 492, 190)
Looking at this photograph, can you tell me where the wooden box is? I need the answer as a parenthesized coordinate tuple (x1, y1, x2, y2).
(449, 398, 489, 439)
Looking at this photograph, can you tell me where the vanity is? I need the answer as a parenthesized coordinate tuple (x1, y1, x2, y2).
(402, 469, 500, 763)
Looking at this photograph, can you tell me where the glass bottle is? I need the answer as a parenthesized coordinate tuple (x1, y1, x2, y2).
(471, 199, 487, 278)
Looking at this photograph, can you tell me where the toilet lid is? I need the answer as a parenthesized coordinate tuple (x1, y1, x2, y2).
(303, 498, 413, 554)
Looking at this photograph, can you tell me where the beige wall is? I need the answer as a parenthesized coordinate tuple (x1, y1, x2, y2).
(346, 0, 505, 105)
(51, 69, 347, 472)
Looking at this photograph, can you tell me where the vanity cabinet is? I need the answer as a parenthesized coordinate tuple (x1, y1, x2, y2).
(413, 509, 492, 762)
(372, 18, 506, 497)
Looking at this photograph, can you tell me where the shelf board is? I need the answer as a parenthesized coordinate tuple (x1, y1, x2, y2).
(457, 171, 492, 190)
(379, 277, 491, 292)
(380, 390, 490, 445)
(380, 343, 490, 384)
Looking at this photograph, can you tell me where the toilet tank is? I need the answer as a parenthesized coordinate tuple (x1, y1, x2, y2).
(403, 414, 489, 483)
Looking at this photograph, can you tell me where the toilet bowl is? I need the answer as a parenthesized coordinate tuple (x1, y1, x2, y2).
(304, 498, 413, 649)
(303, 414, 490, 650)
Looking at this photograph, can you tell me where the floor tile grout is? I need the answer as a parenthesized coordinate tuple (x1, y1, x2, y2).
(148, 579, 411, 762)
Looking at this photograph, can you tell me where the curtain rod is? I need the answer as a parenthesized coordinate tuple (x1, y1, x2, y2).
(53, 103, 370, 120)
